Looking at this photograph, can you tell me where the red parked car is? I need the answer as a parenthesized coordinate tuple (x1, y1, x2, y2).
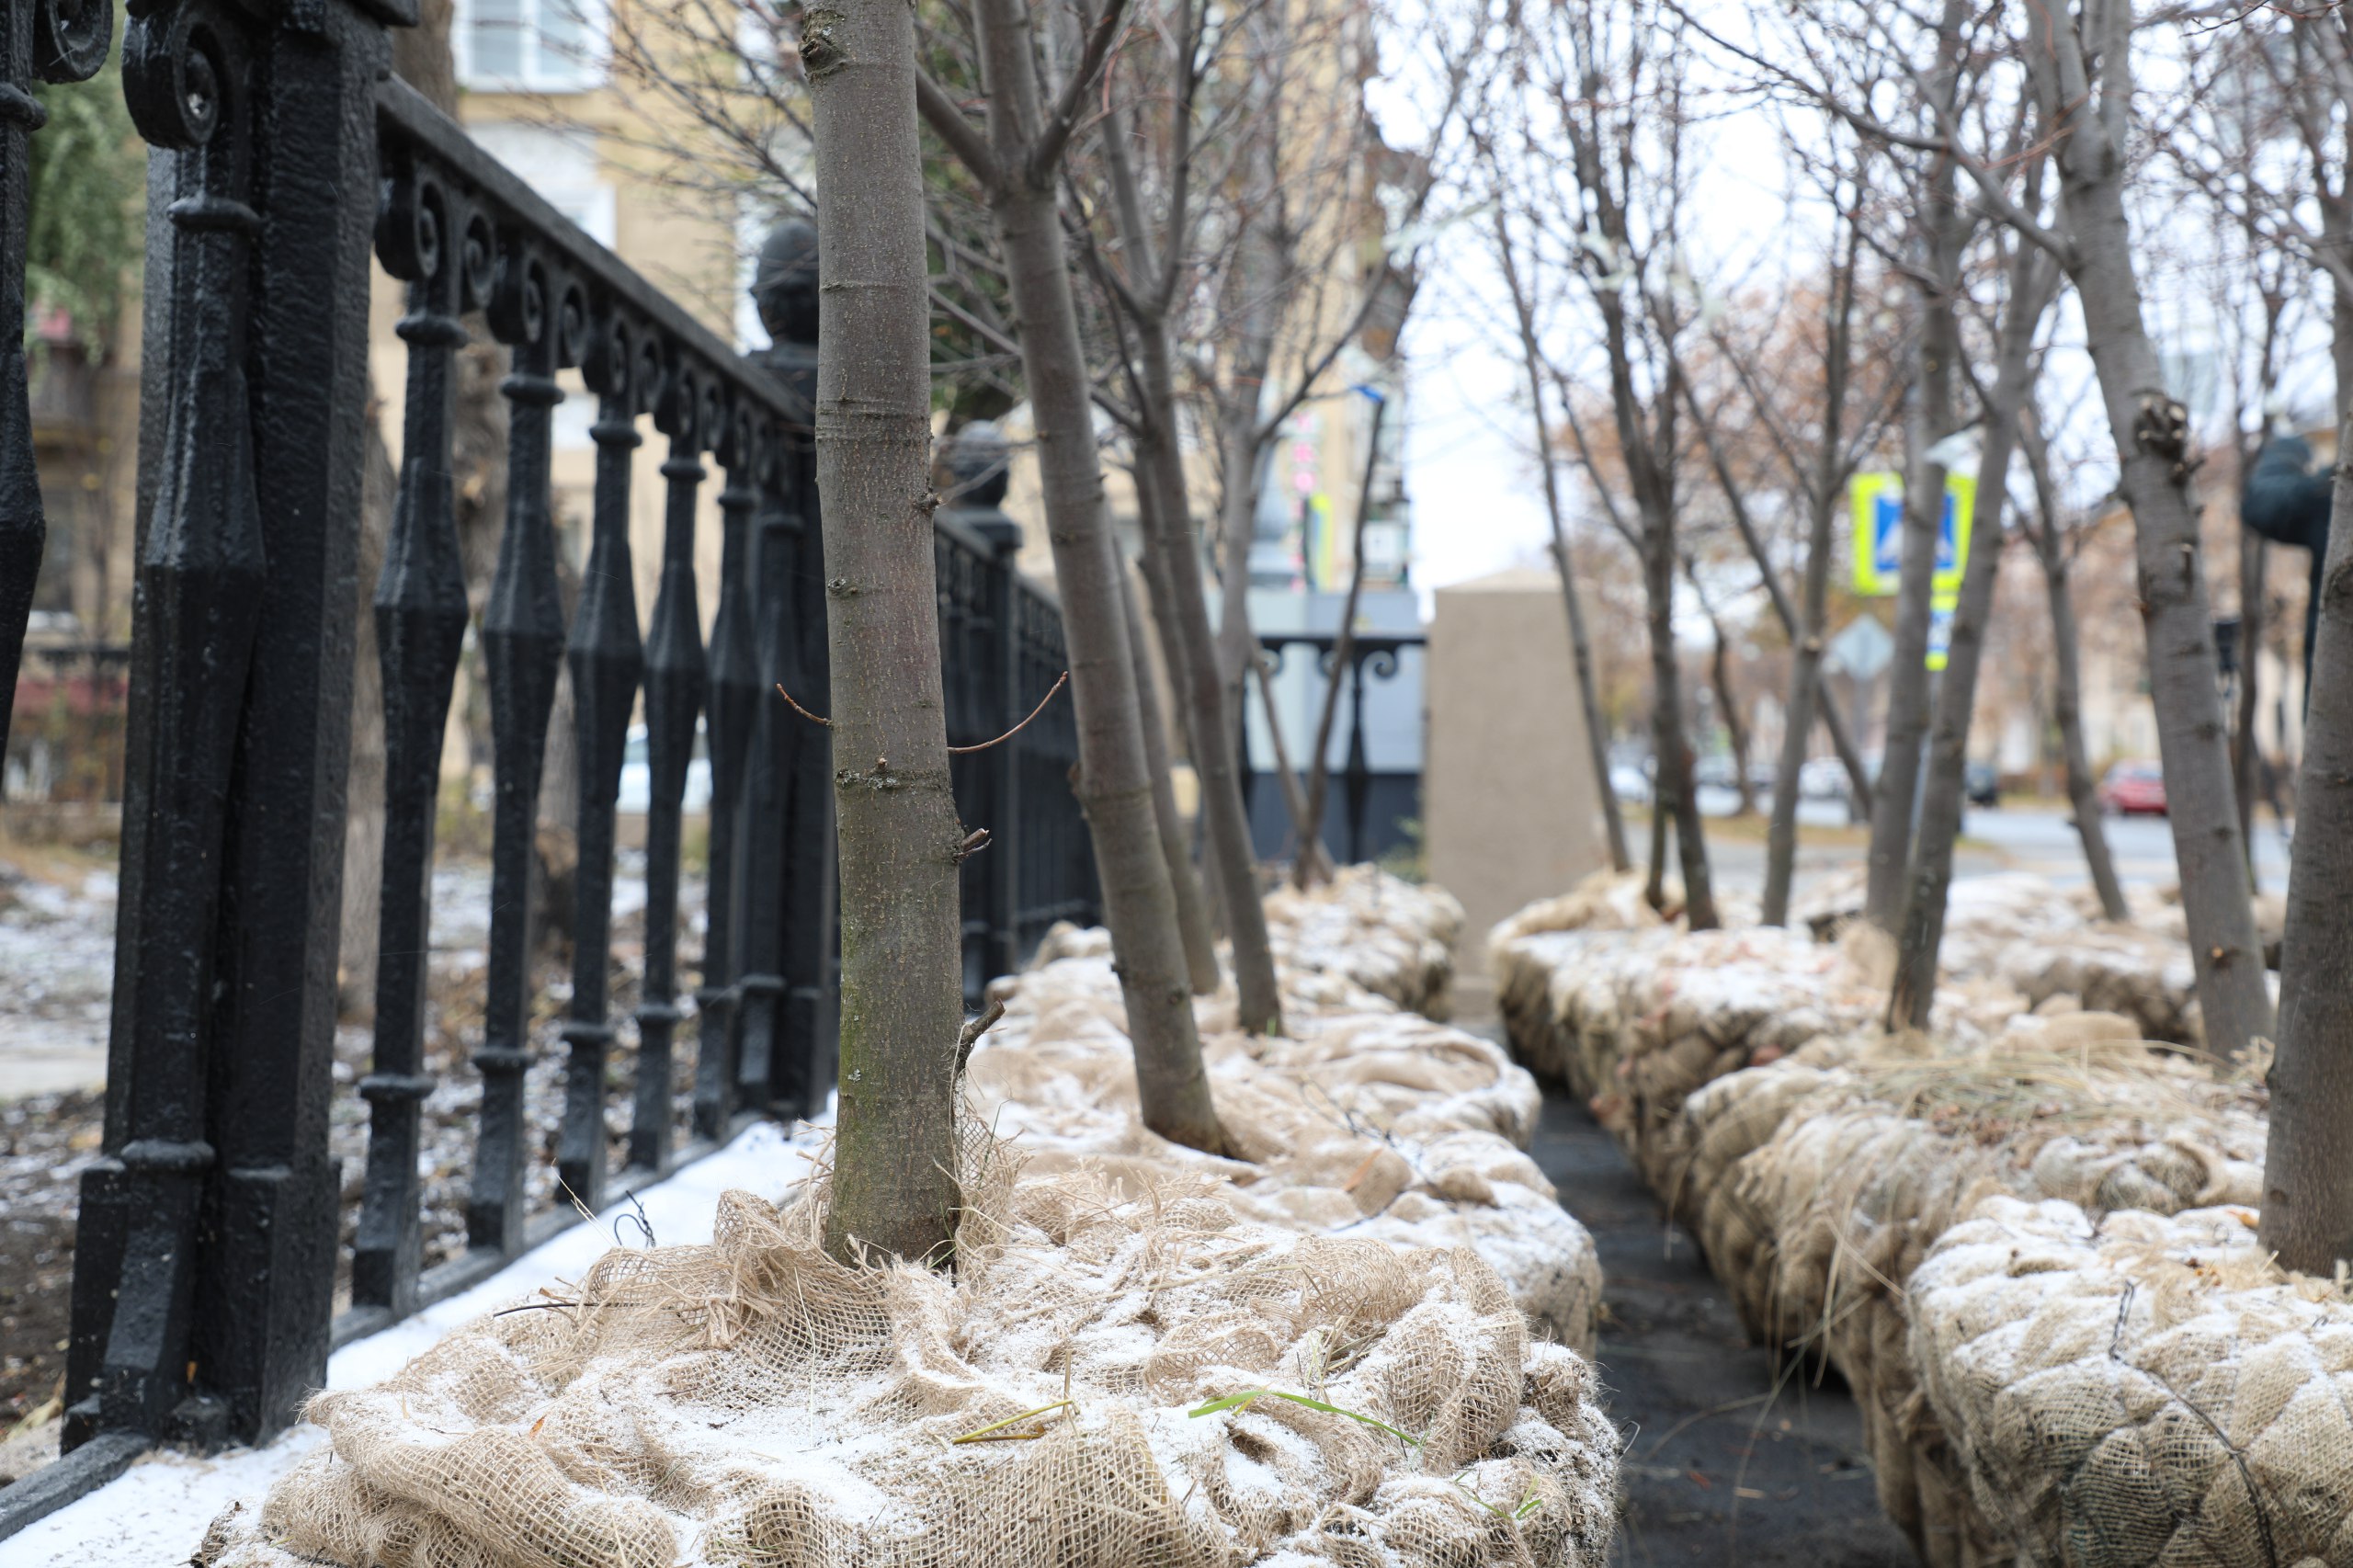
(2099, 760, 2167, 816)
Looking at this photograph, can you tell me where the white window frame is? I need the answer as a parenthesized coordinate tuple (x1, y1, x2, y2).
(452, 0, 609, 94)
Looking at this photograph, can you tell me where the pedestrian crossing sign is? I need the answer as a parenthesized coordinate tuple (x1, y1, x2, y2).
(1849, 470, 1976, 597)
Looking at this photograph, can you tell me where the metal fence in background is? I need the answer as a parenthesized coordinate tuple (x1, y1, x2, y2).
(0, 0, 1099, 1534)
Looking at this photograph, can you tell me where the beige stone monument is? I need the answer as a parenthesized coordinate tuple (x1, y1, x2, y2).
(1426, 569, 1606, 1017)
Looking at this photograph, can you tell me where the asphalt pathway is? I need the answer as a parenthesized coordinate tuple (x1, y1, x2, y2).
(1527, 1085, 1915, 1567)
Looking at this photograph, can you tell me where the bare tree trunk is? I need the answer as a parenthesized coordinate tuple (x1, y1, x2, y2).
(1713, 637, 1752, 817)
(2236, 528, 2268, 869)
(1644, 764, 1670, 909)
(1647, 528, 1717, 927)
(1684, 560, 1753, 818)
(1765, 212, 1864, 924)
(2021, 415, 2130, 921)
(1890, 239, 2054, 1028)
(1134, 373, 1287, 1038)
(804, 0, 966, 1265)
(2260, 406, 2353, 1275)
(2029, 5, 2271, 1057)
(1867, 317, 1955, 915)
(949, 0, 1233, 1142)
(1118, 551, 1219, 994)
(1488, 203, 1629, 870)
(1079, 96, 1288, 1021)
(1294, 395, 1385, 883)
(1865, 0, 1967, 932)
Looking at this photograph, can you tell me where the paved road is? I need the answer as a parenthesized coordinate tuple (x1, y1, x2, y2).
(1526, 1085, 1913, 1566)
(1688, 789, 2293, 899)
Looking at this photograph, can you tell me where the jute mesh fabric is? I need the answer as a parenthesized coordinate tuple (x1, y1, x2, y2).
(1491, 870, 2210, 1199)
(1912, 1197, 2353, 1568)
(1261, 868, 1466, 1020)
(1487, 870, 2284, 1568)
(201, 1148, 1619, 1568)
(981, 874, 1598, 1353)
(1654, 1018, 2268, 1567)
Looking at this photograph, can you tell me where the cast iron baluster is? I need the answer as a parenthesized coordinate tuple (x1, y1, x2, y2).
(466, 241, 576, 1254)
(1342, 648, 1368, 866)
(983, 536, 1020, 980)
(688, 437, 753, 1139)
(77, 3, 262, 1438)
(555, 317, 650, 1206)
(633, 369, 710, 1170)
(779, 422, 834, 1108)
(729, 417, 796, 1115)
(939, 424, 1019, 983)
(353, 167, 483, 1313)
(0, 0, 112, 758)
(750, 231, 828, 1111)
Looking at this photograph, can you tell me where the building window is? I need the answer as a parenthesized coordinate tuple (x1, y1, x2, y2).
(454, 0, 607, 92)
(463, 123, 616, 248)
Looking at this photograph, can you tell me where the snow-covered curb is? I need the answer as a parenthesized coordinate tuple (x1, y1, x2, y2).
(12, 1119, 821, 1568)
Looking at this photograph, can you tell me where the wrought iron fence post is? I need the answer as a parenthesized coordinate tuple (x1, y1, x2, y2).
(465, 233, 580, 1253)
(556, 318, 650, 1204)
(748, 221, 832, 1119)
(64, 0, 399, 1453)
(0, 0, 112, 759)
(351, 149, 483, 1315)
(691, 441, 754, 1142)
(1345, 646, 1370, 865)
(940, 423, 1020, 987)
(631, 369, 712, 1173)
(732, 423, 796, 1107)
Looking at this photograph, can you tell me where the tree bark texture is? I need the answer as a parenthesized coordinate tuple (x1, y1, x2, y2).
(803, 0, 967, 1266)
(2259, 402, 2353, 1275)
(963, 0, 1231, 1144)
(1762, 213, 1862, 925)
(1647, 527, 1715, 927)
(2031, 6, 2272, 1056)
(1492, 206, 1629, 871)
(1866, 0, 1967, 932)
(1118, 541, 1219, 994)
(1866, 256, 1958, 926)
(2020, 417, 2130, 922)
(1132, 318, 1289, 1028)
(1890, 244, 2053, 1028)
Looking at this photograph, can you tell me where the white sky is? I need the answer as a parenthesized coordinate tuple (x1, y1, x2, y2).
(1369, 4, 2343, 628)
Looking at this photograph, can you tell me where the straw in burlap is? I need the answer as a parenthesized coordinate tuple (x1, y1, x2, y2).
(1913, 1196, 2353, 1568)
(201, 1145, 1620, 1568)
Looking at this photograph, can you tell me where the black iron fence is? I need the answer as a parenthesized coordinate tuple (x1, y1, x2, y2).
(0, 0, 1097, 1533)
(1244, 631, 1425, 866)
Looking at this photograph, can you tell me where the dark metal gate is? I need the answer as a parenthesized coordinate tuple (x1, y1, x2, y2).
(0, 0, 1098, 1534)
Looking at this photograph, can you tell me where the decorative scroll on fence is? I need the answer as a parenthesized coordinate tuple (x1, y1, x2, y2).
(0, 6, 1098, 1534)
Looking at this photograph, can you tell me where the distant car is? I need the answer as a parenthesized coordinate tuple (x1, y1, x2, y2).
(2099, 760, 2166, 816)
(1747, 762, 1778, 797)
(1693, 754, 1741, 791)
(1964, 762, 1999, 809)
(619, 723, 714, 813)
(1798, 756, 1851, 802)
(1608, 763, 1654, 805)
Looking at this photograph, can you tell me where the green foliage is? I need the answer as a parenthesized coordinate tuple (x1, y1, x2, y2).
(28, 34, 143, 358)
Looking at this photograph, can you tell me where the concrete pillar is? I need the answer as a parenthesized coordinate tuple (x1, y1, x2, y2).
(1426, 570, 1606, 1015)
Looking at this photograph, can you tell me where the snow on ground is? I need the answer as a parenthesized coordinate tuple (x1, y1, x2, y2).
(9, 1116, 823, 1568)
